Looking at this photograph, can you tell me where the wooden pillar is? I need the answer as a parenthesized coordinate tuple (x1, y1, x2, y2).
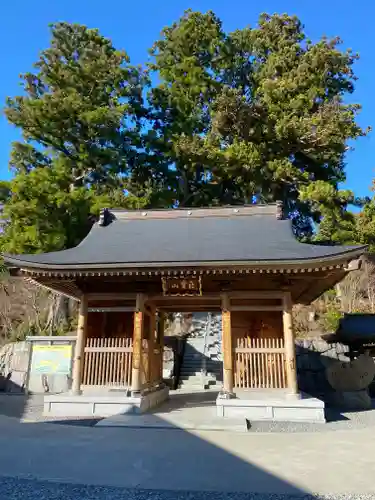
(221, 293, 234, 396)
(71, 295, 88, 395)
(148, 305, 156, 387)
(158, 312, 165, 383)
(282, 292, 298, 395)
(131, 293, 145, 395)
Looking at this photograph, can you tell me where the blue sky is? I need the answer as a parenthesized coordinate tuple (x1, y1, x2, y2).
(0, 0, 373, 198)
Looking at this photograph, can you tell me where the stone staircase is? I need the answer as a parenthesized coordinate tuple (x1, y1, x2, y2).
(178, 313, 223, 391)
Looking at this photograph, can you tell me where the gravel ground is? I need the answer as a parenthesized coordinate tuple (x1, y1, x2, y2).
(244, 407, 375, 433)
(0, 477, 374, 500)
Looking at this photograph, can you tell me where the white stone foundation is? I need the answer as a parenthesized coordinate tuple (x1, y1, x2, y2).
(216, 390, 325, 423)
(43, 387, 169, 418)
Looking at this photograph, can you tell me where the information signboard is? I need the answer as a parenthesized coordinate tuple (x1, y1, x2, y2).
(30, 345, 73, 375)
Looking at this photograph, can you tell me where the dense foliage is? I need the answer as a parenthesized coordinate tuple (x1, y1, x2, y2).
(1, 11, 371, 253)
(2, 23, 149, 253)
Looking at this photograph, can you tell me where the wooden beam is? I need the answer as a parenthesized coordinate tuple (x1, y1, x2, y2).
(230, 305, 283, 312)
(27, 278, 81, 301)
(157, 304, 221, 312)
(229, 291, 285, 299)
(235, 347, 284, 354)
(151, 291, 285, 302)
(71, 295, 88, 395)
(151, 294, 220, 301)
(282, 292, 298, 395)
(88, 307, 135, 313)
(87, 293, 137, 301)
(84, 347, 132, 353)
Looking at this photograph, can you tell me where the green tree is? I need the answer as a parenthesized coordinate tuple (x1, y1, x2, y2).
(2, 14, 370, 252)
(0, 181, 11, 204)
(149, 10, 369, 234)
(3, 22, 150, 254)
(299, 181, 364, 244)
(356, 182, 375, 253)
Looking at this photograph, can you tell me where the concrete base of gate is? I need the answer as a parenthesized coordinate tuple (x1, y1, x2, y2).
(43, 386, 169, 418)
(216, 389, 326, 423)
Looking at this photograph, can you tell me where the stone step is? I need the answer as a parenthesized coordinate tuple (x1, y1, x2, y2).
(181, 364, 221, 370)
(180, 377, 218, 384)
(186, 345, 220, 350)
(179, 379, 219, 385)
(179, 376, 207, 381)
(183, 354, 221, 359)
(178, 383, 220, 390)
(178, 384, 205, 390)
(181, 363, 220, 369)
(183, 360, 221, 365)
(180, 371, 203, 376)
(179, 378, 221, 384)
(180, 372, 203, 376)
(180, 370, 220, 376)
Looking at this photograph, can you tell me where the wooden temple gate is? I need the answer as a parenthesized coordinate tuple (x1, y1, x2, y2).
(5, 204, 364, 410)
(71, 289, 296, 397)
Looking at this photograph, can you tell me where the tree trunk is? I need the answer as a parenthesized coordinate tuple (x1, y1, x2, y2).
(46, 295, 70, 334)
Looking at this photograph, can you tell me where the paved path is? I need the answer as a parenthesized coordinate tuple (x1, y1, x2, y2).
(0, 393, 375, 498)
(0, 411, 374, 497)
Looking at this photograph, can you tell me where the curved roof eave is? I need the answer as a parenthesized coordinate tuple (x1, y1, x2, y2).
(2, 245, 367, 273)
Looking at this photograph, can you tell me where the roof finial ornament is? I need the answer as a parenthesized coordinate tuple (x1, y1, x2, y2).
(98, 208, 110, 227)
(275, 200, 284, 220)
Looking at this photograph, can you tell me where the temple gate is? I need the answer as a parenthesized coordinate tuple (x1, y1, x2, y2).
(4, 203, 366, 421)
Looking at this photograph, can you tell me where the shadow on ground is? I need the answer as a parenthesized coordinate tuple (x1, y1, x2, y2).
(0, 392, 30, 419)
(0, 403, 318, 498)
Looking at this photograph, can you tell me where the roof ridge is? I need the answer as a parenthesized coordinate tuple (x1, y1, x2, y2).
(99, 202, 283, 224)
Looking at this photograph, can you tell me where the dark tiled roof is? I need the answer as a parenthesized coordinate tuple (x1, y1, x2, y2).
(3, 204, 366, 270)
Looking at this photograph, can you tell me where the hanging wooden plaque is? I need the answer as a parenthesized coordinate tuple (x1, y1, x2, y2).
(161, 276, 202, 297)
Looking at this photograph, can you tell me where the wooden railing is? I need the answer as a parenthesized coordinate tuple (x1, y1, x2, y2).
(234, 338, 286, 389)
(82, 337, 133, 387)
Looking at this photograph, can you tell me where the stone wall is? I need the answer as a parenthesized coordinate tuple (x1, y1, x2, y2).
(0, 341, 29, 392)
(296, 338, 350, 400)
